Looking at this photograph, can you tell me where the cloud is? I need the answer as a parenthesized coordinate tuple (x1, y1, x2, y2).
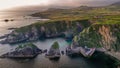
(47, 0, 119, 6)
(0, 0, 119, 11)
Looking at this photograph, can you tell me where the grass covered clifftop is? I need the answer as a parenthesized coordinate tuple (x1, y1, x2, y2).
(51, 42, 59, 49)
(15, 19, 91, 33)
(3, 19, 91, 44)
(18, 43, 38, 49)
(18, 3, 120, 34)
(73, 24, 120, 51)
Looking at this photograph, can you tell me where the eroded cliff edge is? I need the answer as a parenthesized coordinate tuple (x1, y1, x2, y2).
(73, 24, 120, 52)
(0, 19, 91, 44)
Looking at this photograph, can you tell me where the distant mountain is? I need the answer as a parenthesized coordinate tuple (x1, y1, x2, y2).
(106, 1, 120, 11)
(110, 1, 120, 6)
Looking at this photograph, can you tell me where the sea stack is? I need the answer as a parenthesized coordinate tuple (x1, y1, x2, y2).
(45, 42, 61, 60)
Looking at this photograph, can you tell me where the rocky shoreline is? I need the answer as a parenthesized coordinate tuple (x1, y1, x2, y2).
(0, 19, 89, 44)
(65, 42, 120, 68)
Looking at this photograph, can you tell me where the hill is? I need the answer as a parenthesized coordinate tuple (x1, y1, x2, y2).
(31, 3, 120, 24)
(110, 1, 120, 6)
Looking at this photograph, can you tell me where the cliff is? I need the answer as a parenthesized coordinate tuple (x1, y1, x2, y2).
(1, 19, 91, 44)
(47, 42, 60, 56)
(73, 24, 120, 52)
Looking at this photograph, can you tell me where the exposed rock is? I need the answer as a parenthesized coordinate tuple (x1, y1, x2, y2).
(99, 25, 117, 51)
(75, 24, 120, 52)
(45, 42, 61, 60)
(4, 19, 9, 22)
(0, 19, 90, 44)
(0, 43, 42, 59)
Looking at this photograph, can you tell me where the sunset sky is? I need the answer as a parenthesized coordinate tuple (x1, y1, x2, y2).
(0, 0, 119, 10)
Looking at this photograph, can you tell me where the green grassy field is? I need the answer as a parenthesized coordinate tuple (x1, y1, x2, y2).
(31, 5, 120, 24)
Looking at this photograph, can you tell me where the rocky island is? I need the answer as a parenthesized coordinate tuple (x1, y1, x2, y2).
(0, 43, 42, 59)
(45, 42, 61, 60)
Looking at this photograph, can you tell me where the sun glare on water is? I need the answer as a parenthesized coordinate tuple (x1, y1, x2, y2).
(0, 0, 49, 10)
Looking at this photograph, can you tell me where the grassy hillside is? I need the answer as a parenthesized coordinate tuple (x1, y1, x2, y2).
(52, 42, 59, 49)
(31, 5, 120, 24)
(73, 24, 120, 51)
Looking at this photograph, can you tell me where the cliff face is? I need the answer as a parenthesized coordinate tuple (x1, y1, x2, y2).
(74, 24, 120, 52)
(2, 19, 91, 44)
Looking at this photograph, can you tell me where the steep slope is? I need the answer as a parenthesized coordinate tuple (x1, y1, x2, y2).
(73, 24, 120, 51)
(0, 19, 91, 44)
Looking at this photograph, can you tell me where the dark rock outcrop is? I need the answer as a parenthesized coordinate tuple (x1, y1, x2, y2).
(0, 43, 42, 59)
(45, 42, 61, 60)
